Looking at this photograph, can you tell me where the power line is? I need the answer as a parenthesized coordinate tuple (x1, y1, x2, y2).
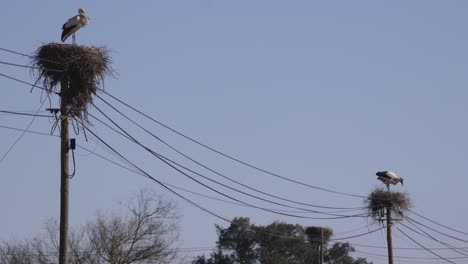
(0, 47, 35, 58)
(77, 138, 359, 217)
(89, 105, 366, 219)
(82, 125, 232, 223)
(0, 98, 47, 163)
(396, 227, 457, 264)
(405, 216, 468, 245)
(354, 249, 468, 260)
(82, 123, 383, 242)
(0, 109, 51, 118)
(353, 243, 468, 251)
(0, 60, 62, 72)
(0, 124, 58, 137)
(99, 89, 367, 199)
(0, 46, 62, 65)
(6, 116, 381, 243)
(0, 247, 217, 256)
(95, 94, 363, 211)
(409, 210, 468, 236)
(400, 220, 468, 257)
(0, 72, 58, 94)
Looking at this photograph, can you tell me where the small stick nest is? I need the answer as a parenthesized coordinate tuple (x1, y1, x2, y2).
(365, 187, 411, 225)
(32, 43, 112, 119)
(305, 226, 333, 244)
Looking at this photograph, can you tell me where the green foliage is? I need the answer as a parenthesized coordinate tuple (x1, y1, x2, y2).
(193, 217, 372, 264)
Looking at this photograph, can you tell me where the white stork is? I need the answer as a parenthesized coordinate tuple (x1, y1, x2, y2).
(376, 171, 404, 191)
(61, 8, 90, 44)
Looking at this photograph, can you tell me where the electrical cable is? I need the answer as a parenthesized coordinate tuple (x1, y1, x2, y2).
(0, 109, 51, 118)
(0, 46, 62, 65)
(352, 243, 468, 251)
(0, 120, 381, 243)
(76, 140, 358, 215)
(0, 60, 62, 72)
(99, 89, 366, 199)
(0, 72, 58, 94)
(405, 216, 468, 245)
(95, 94, 363, 211)
(396, 227, 457, 264)
(82, 124, 384, 241)
(0, 96, 47, 163)
(400, 221, 468, 257)
(88, 104, 366, 218)
(88, 106, 366, 219)
(354, 249, 468, 260)
(409, 210, 468, 236)
(82, 125, 232, 223)
(0, 124, 59, 137)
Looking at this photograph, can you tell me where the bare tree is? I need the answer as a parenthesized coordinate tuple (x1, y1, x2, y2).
(87, 190, 179, 264)
(0, 190, 180, 264)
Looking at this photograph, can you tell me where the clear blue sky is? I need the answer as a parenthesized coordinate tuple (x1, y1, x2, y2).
(1, 1, 468, 263)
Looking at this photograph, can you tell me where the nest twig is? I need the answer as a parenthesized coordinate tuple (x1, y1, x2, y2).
(305, 226, 333, 244)
(32, 43, 112, 120)
(365, 187, 411, 225)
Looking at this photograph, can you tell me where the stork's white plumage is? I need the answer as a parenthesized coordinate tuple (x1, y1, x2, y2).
(61, 8, 90, 44)
(376, 171, 404, 190)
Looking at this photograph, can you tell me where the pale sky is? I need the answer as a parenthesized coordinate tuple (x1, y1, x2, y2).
(1, 1, 468, 263)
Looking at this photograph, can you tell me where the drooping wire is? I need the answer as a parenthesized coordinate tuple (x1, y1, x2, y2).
(396, 227, 457, 264)
(0, 124, 59, 138)
(68, 148, 76, 179)
(0, 72, 58, 94)
(88, 106, 366, 219)
(78, 139, 357, 215)
(409, 210, 468, 236)
(0, 109, 51, 118)
(405, 216, 468, 244)
(400, 220, 468, 257)
(7, 118, 380, 242)
(0, 60, 62, 72)
(81, 125, 232, 223)
(99, 89, 367, 199)
(352, 243, 468, 251)
(354, 249, 468, 261)
(95, 94, 363, 211)
(0, 46, 62, 65)
(0, 89, 48, 163)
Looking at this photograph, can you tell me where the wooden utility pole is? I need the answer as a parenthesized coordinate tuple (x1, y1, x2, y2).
(59, 78, 70, 264)
(320, 228, 324, 264)
(386, 203, 394, 264)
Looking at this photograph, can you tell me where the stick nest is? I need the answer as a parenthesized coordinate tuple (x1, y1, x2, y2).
(305, 226, 333, 244)
(365, 188, 411, 225)
(33, 43, 112, 118)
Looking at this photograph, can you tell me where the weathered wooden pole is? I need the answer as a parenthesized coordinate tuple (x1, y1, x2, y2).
(386, 189, 394, 264)
(33, 43, 111, 264)
(59, 78, 70, 264)
(320, 228, 324, 264)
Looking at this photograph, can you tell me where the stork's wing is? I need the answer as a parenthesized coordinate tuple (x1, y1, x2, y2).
(376, 171, 392, 179)
(62, 15, 81, 30)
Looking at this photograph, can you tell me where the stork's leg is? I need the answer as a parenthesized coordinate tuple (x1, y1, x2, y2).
(72, 34, 76, 45)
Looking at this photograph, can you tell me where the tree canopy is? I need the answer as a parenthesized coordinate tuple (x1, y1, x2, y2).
(0, 190, 180, 264)
(193, 217, 372, 264)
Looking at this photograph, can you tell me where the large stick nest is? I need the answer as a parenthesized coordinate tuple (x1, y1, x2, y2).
(305, 226, 333, 244)
(33, 43, 112, 118)
(365, 188, 411, 225)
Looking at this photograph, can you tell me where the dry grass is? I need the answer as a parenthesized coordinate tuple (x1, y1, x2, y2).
(305, 226, 333, 243)
(33, 43, 112, 118)
(365, 187, 411, 225)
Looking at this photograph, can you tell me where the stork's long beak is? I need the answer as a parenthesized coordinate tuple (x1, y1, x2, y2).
(400, 179, 404, 186)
